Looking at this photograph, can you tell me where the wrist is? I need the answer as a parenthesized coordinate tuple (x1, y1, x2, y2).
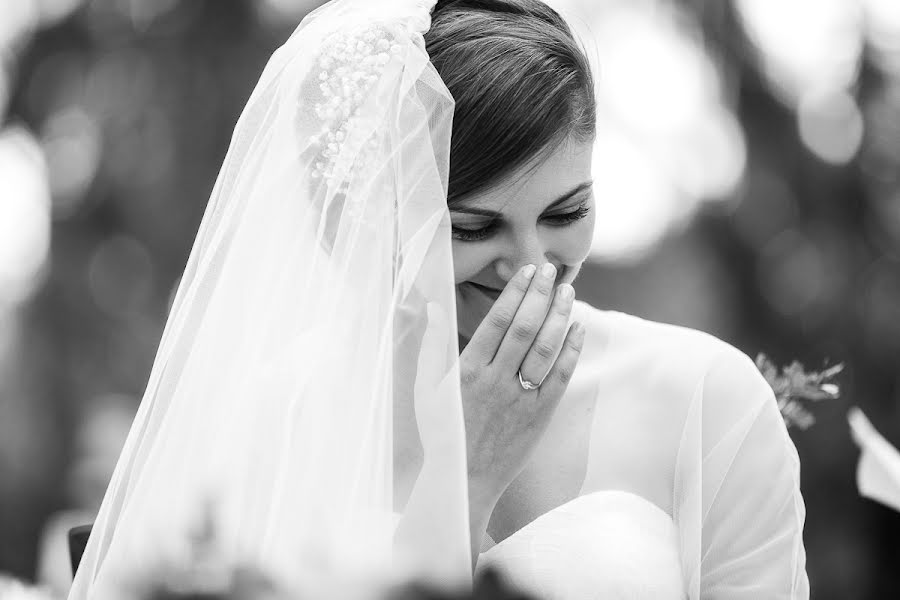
(466, 475, 503, 568)
(467, 475, 505, 530)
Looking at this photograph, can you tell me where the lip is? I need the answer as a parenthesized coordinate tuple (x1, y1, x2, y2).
(467, 282, 503, 301)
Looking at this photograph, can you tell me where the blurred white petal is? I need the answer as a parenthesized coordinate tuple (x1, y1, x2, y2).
(848, 408, 900, 513)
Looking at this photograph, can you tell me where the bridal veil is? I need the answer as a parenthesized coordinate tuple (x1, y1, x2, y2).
(69, 0, 471, 597)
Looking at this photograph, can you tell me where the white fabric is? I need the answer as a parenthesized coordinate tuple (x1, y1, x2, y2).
(478, 490, 685, 599)
(69, 1, 472, 598)
(849, 408, 900, 513)
(476, 303, 809, 600)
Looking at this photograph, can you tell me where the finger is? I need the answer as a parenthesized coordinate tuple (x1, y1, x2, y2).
(517, 283, 575, 386)
(466, 264, 537, 363)
(492, 262, 557, 370)
(537, 321, 586, 402)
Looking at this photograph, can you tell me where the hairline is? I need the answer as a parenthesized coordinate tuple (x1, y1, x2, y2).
(447, 130, 595, 211)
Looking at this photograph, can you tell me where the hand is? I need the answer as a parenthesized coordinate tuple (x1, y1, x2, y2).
(459, 262, 586, 503)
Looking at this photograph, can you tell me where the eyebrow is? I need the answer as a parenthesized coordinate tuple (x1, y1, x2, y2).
(450, 180, 594, 217)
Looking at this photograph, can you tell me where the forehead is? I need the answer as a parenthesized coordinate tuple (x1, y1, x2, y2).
(455, 138, 594, 212)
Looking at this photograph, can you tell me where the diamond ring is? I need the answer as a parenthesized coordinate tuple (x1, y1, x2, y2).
(517, 370, 541, 391)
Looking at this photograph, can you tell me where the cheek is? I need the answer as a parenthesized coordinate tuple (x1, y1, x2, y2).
(451, 241, 492, 284)
(554, 215, 595, 266)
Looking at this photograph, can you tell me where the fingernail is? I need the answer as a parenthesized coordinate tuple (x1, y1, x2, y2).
(522, 264, 536, 279)
(558, 284, 574, 300)
(541, 263, 556, 278)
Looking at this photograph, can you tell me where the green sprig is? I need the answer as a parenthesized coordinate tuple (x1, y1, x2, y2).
(755, 353, 844, 430)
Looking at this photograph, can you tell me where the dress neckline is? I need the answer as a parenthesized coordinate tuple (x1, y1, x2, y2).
(579, 489, 673, 519)
(483, 489, 675, 552)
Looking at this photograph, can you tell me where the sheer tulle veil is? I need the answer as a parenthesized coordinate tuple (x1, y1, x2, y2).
(68, 0, 471, 597)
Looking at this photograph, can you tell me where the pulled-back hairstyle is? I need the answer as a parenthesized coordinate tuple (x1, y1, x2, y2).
(426, 0, 596, 205)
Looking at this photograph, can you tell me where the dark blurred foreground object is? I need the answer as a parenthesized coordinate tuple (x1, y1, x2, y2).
(383, 568, 536, 600)
(68, 524, 93, 576)
(143, 567, 535, 600)
(67, 522, 535, 599)
(143, 566, 533, 600)
(0, 574, 55, 599)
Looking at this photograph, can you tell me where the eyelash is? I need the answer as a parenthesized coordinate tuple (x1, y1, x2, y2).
(451, 203, 592, 242)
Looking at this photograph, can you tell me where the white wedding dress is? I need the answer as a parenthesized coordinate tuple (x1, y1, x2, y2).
(477, 490, 684, 599)
(473, 302, 809, 599)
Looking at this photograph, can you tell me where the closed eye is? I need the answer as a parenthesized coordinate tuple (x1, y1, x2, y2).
(543, 204, 591, 226)
(451, 201, 592, 242)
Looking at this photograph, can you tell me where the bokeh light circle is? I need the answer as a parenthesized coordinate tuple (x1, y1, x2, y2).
(797, 88, 864, 165)
(0, 127, 52, 310)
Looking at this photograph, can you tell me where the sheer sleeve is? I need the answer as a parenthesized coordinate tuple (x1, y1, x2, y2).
(675, 346, 809, 599)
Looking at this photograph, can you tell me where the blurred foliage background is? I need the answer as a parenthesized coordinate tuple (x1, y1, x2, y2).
(0, 0, 898, 598)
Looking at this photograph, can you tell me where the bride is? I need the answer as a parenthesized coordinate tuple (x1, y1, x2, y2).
(68, 0, 809, 599)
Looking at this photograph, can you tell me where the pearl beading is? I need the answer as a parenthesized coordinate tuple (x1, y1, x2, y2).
(309, 24, 404, 217)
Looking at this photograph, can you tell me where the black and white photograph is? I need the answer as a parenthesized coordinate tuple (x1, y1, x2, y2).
(0, 0, 898, 598)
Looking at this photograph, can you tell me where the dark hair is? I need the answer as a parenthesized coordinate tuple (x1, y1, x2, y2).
(426, 0, 596, 205)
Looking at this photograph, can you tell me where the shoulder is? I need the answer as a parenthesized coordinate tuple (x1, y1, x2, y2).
(572, 299, 755, 374)
(571, 300, 770, 406)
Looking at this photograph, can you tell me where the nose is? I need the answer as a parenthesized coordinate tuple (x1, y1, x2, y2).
(494, 237, 559, 284)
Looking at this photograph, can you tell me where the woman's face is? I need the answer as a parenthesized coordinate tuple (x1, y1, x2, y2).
(452, 138, 595, 342)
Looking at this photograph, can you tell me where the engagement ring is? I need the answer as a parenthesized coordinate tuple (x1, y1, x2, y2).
(517, 370, 541, 391)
